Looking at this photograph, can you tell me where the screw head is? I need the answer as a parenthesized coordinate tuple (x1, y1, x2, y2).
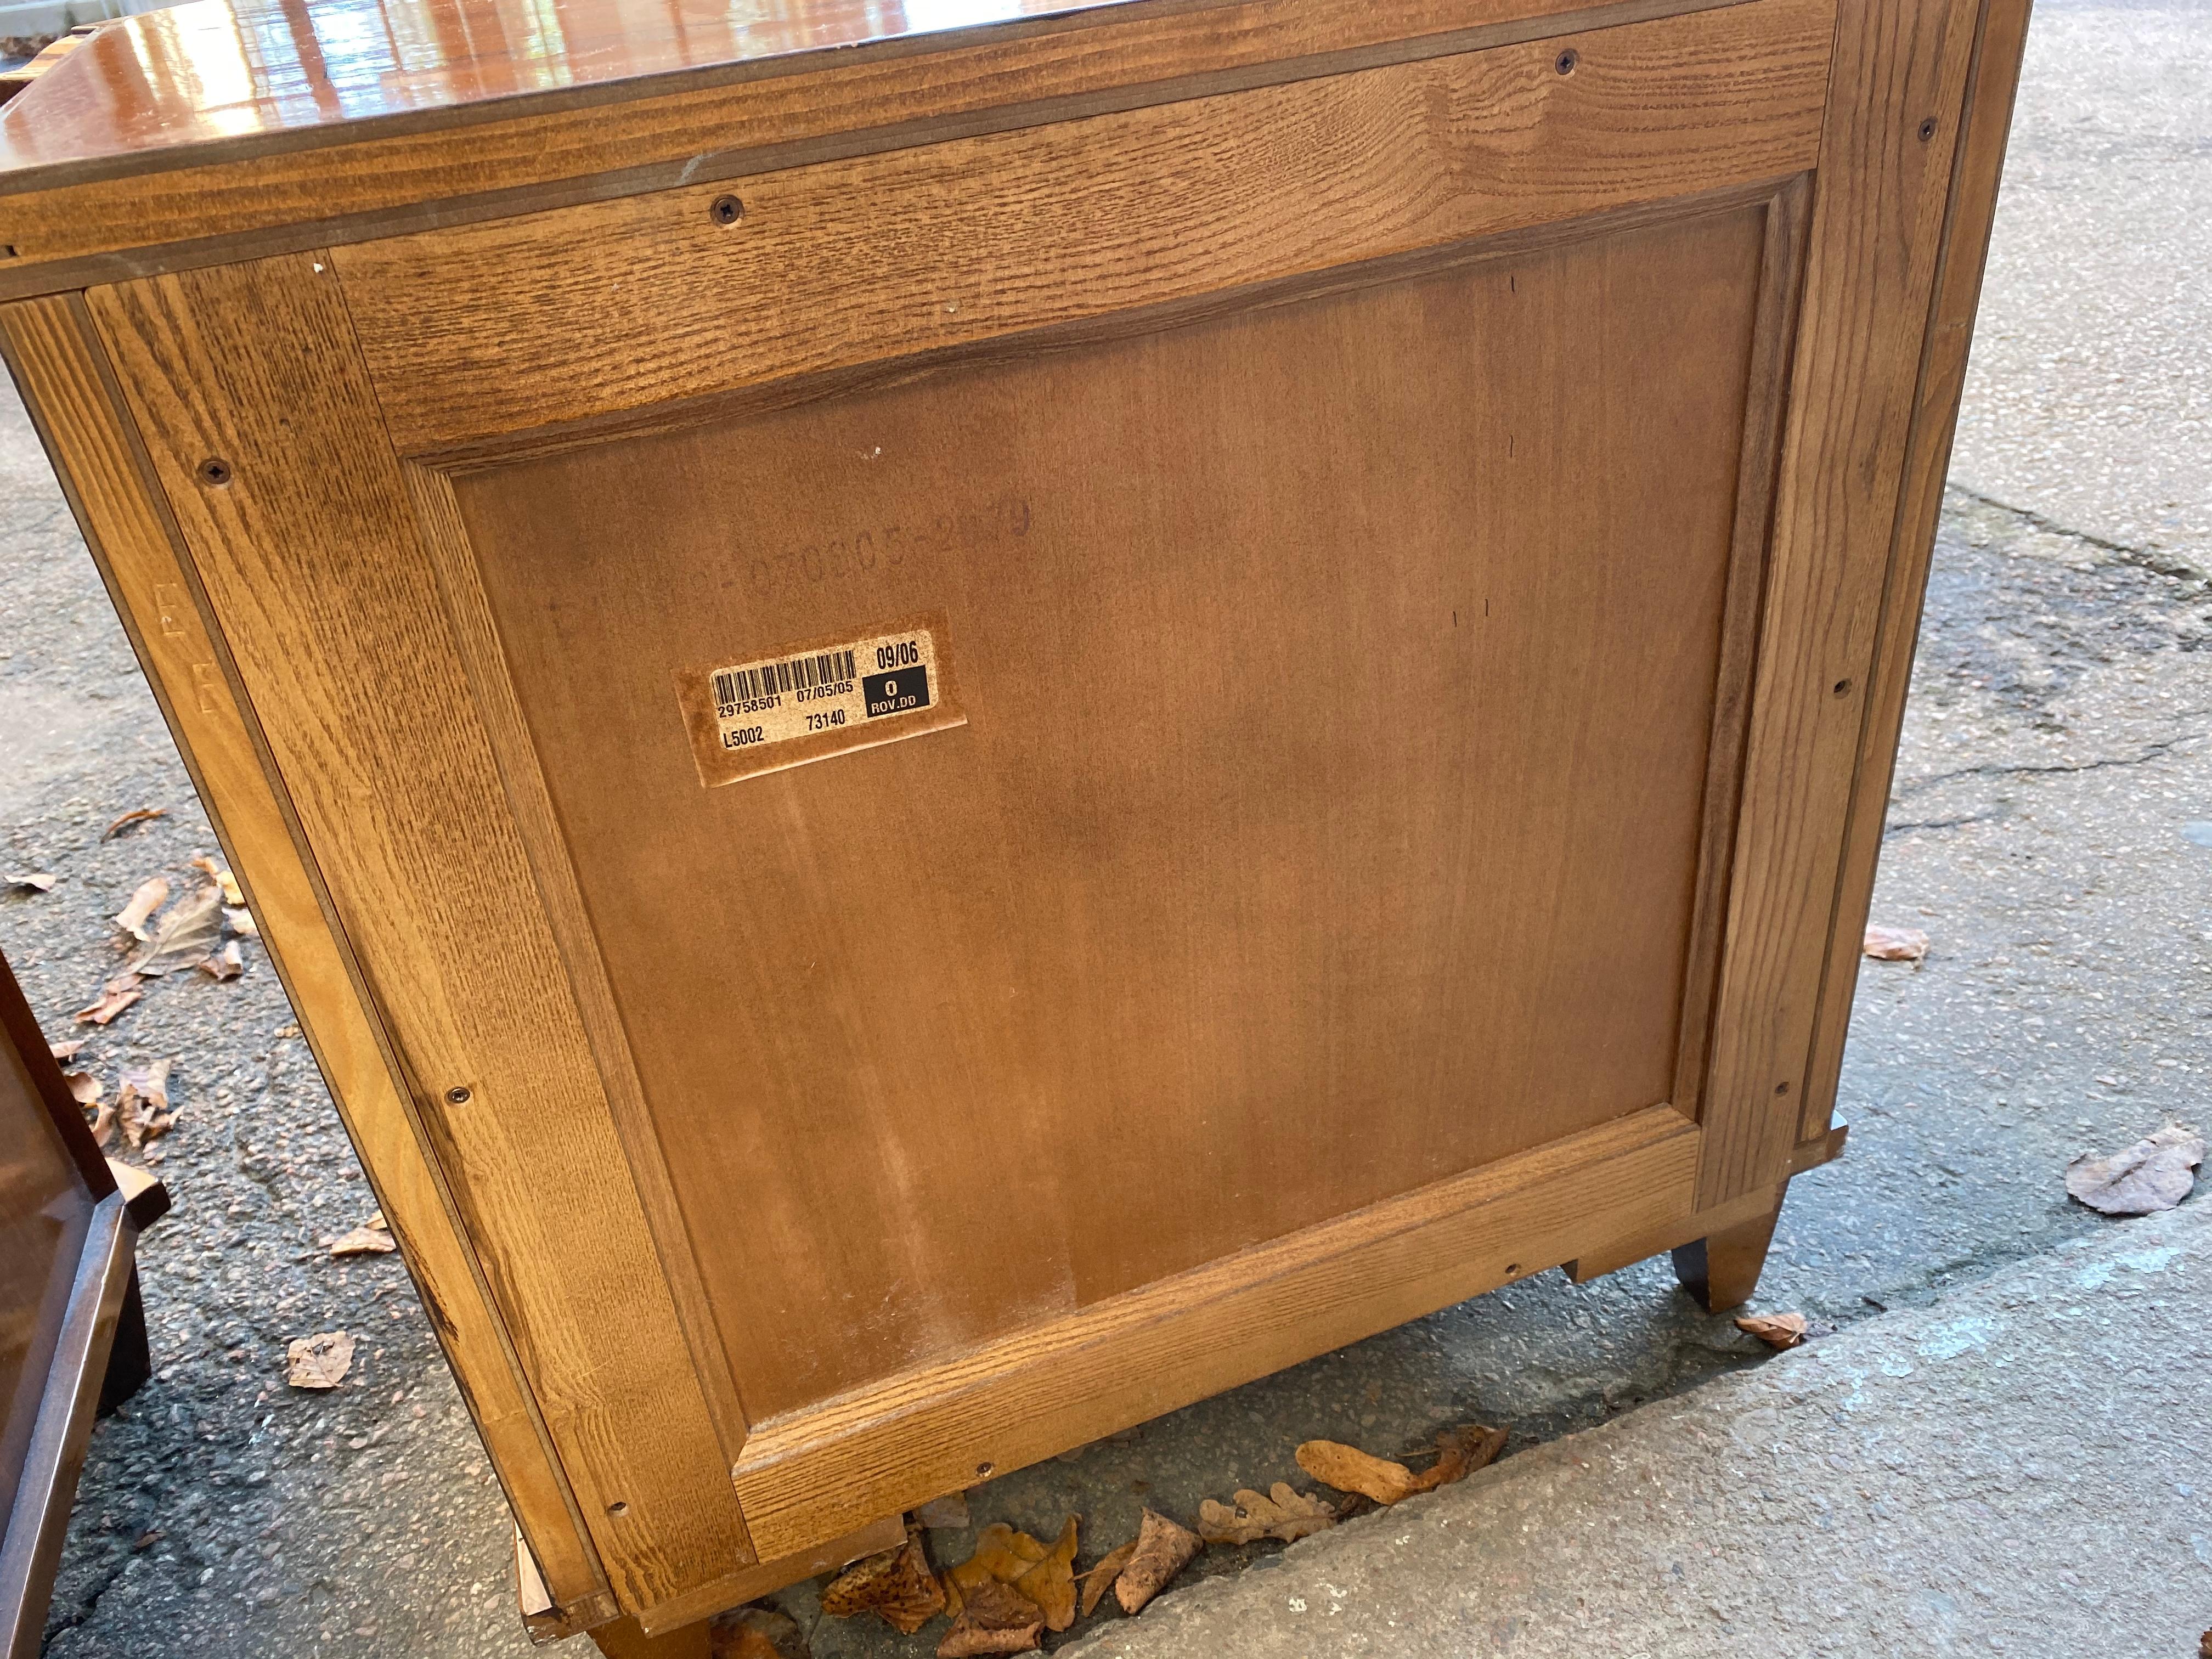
(1555, 48, 1579, 74)
(444, 1085, 472, 1106)
(709, 194, 743, 226)
(1832, 678, 1854, 697)
(196, 457, 233, 487)
(1918, 117, 1938, 142)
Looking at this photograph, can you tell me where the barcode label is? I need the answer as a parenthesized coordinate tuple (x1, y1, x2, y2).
(679, 619, 957, 787)
(714, 648, 857, 713)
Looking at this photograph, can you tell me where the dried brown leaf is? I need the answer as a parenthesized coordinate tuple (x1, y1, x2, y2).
(196, 940, 245, 981)
(1736, 1311, 1810, 1350)
(936, 1578, 1041, 1657)
(103, 807, 166, 839)
(330, 1223, 397, 1257)
(1012, 1517, 1078, 1632)
(2066, 1124, 2205, 1216)
(190, 856, 245, 906)
(1197, 1482, 1336, 1547)
(113, 877, 170, 940)
(62, 1069, 101, 1105)
(224, 905, 259, 939)
(1077, 1539, 1137, 1618)
(1115, 1509, 1200, 1615)
(944, 1523, 1041, 1613)
(4, 871, 56, 893)
(1862, 924, 1929, 962)
(1295, 1440, 1419, 1504)
(74, 973, 143, 1026)
(127, 881, 223, 976)
(285, 1330, 354, 1389)
(88, 1101, 116, 1149)
(913, 1492, 971, 1531)
(708, 1605, 811, 1659)
(49, 1039, 86, 1062)
(819, 1531, 945, 1635)
(116, 1057, 176, 1149)
(1413, 1423, 1508, 1492)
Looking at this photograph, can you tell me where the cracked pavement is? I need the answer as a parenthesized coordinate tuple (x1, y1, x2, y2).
(7, 0, 2209, 1650)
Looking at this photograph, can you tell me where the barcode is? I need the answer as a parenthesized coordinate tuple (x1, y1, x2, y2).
(715, 648, 857, 709)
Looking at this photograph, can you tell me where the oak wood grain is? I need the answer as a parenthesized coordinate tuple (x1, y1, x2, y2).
(0, 290, 619, 1622)
(80, 258, 756, 1613)
(1799, 0, 2035, 1144)
(334, 0, 1832, 451)
(448, 197, 1779, 1427)
(731, 1106, 1699, 1558)
(0, 0, 1747, 287)
(1694, 0, 1988, 1207)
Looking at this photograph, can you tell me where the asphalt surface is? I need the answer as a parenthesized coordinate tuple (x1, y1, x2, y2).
(4, 0, 2205, 1652)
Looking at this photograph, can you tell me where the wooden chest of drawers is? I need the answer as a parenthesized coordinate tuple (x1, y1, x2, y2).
(0, 0, 2027, 1641)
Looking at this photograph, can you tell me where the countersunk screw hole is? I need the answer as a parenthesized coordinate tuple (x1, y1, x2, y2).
(710, 194, 743, 225)
(1832, 678, 1853, 697)
(196, 458, 233, 487)
(1775, 1081, 1791, 1096)
(975, 1461, 995, 1477)
(606, 1501, 628, 1516)
(445, 1086, 472, 1106)
(1917, 117, 1938, 142)
(1555, 48, 1578, 75)
(1504, 1262, 1523, 1276)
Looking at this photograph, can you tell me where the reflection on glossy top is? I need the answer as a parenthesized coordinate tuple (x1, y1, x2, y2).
(0, 0, 1092, 174)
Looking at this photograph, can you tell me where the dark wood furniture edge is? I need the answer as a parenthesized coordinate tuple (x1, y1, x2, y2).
(0, 1194, 139, 1659)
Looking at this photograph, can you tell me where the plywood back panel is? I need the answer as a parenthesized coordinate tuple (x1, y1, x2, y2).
(451, 198, 1778, 1423)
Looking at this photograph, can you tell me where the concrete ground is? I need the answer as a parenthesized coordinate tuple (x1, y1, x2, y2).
(1059, 1196, 2212, 1659)
(4, 0, 2205, 1652)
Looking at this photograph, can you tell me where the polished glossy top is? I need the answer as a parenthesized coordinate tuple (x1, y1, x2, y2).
(0, 0, 1100, 176)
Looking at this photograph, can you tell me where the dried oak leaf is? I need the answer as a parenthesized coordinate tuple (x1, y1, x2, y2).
(1736, 1311, 1810, 1350)
(116, 1057, 176, 1149)
(1863, 924, 1929, 962)
(2067, 1124, 2205, 1216)
(103, 807, 166, 839)
(4, 871, 56, 892)
(1114, 1509, 1200, 1615)
(1418, 1423, 1509, 1490)
(196, 940, 245, 981)
(74, 973, 143, 1026)
(285, 1330, 354, 1389)
(944, 1522, 1042, 1615)
(708, 1605, 811, 1659)
(1012, 1516, 1079, 1632)
(819, 1530, 945, 1635)
(190, 856, 244, 906)
(62, 1069, 101, 1106)
(1296, 1422, 1507, 1505)
(1078, 1538, 1138, 1618)
(49, 1038, 86, 1062)
(88, 1101, 116, 1149)
(913, 1492, 971, 1531)
(127, 881, 223, 977)
(113, 877, 170, 940)
(330, 1221, 397, 1257)
(1197, 1482, 1336, 1547)
(1295, 1441, 1420, 1505)
(936, 1578, 1041, 1657)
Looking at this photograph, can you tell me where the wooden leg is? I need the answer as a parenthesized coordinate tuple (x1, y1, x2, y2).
(96, 1268, 151, 1417)
(1671, 1183, 1786, 1312)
